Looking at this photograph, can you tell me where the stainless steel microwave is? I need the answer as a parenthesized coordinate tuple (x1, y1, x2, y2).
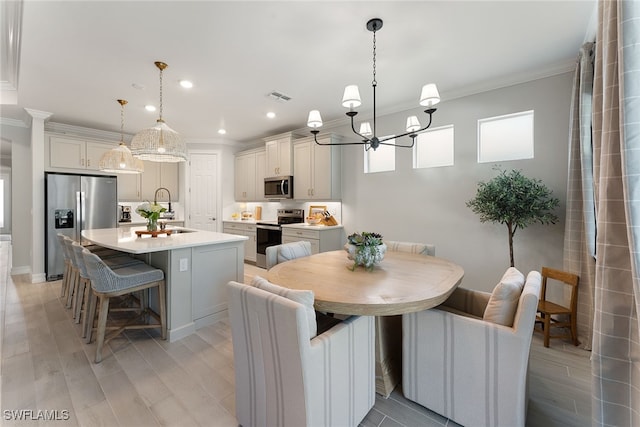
(264, 176, 293, 199)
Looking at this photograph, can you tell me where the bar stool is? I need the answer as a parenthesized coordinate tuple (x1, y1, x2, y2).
(82, 248, 166, 363)
(56, 234, 72, 299)
(63, 237, 80, 309)
(71, 242, 144, 335)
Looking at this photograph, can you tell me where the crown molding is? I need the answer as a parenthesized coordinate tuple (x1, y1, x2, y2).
(45, 121, 124, 143)
(0, 117, 28, 128)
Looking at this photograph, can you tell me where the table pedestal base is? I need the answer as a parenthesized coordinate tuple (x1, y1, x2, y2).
(375, 315, 402, 397)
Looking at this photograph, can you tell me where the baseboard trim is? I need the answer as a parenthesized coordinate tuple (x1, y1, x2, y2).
(31, 273, 46, 284)
(10, 265, 30, 276)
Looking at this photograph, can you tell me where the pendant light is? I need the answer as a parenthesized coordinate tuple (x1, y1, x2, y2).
(307, 18, 440, 151)
(131, 61, 187, 162)
(99, 99, 144, 174)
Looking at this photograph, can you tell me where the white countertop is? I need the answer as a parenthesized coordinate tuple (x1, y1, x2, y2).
(82, 226, 248, 254)
(119, 219, 184, 226)
(281, 223, 344, 230)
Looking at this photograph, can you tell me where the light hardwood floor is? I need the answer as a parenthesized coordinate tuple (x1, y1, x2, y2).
(1, 243, 591, 426)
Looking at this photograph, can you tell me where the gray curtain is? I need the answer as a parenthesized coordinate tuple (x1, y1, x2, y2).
(563, 42, 596, 350)
(590, 0, 640, 425)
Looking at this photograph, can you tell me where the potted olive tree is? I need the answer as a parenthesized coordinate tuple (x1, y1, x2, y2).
(466, 169, 559, 267)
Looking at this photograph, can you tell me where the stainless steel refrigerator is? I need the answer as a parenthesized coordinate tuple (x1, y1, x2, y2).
(45, 172, 118, 281)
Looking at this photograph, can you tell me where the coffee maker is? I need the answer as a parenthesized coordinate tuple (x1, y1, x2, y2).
(119, 205, 131, 222)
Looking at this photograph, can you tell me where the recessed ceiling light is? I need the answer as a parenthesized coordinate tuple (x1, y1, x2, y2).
(218, 129, 227, 135)
(145, 105, 156, 112)
(266, 112, 276, 119)
(179, 80, 193, 89)
(132, 83, 145, 90)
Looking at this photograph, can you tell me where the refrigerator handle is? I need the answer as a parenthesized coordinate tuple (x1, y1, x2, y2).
(76, 191, 84, 242)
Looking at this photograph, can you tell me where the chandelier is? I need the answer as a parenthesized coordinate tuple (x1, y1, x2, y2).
(131, 61, 187, 162)
(307, 18, 441, 151)
(99, 99, 144, 174)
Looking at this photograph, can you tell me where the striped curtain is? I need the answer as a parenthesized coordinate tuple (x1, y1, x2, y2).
(563, 42, 596, 350)
(591, 0, 640, 425)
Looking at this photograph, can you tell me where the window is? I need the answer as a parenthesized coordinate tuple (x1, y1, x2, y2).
(364, 137, 395, 173)
(478, 110, 534, 163)
(413, 125, 454, 169)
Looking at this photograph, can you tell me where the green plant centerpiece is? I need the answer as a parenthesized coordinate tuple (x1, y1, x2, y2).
(344, 232, 387, 271)
(466, 169, 559, 267)
(136, 202, 167, 232)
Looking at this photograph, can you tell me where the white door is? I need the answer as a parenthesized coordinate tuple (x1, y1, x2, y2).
(189, 153, 219, 231)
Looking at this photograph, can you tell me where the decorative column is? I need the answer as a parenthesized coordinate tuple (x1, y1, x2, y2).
(25, 108, 52, 283)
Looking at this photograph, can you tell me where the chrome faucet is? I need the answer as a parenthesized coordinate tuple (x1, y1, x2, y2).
(154, 187, 172, 214)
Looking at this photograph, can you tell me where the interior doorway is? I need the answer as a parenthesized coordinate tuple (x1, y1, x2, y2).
(188, 152, 220, 232)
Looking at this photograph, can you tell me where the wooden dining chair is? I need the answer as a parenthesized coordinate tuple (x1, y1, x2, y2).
(535, 266, 580, 348)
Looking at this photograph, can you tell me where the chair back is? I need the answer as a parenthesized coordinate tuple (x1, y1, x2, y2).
(72, 242, 90, 279)
(63, 237, 79, 268)
(265, 241, 312, 270)
(226, 280, 310, 426)
(385, 240, 436, 256)
(540, 266, 579, 311)
(512, 270, 542, 338)
(57, 234, 71, 262)
(82, 249, 121, 293)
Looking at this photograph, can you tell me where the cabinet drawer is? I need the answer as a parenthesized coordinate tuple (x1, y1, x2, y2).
(282, 228, 320, 240)
(223, 222, 256, 232)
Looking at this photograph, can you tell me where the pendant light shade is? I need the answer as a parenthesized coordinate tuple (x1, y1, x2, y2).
(99, 99, 144, 174)
(131, 61, 187, 163)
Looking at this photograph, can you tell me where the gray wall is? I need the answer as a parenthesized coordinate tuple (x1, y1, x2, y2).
(335, 73, 572, 292)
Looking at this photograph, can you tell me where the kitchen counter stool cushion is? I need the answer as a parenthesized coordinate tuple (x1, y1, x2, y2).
(251, 275, 317, 338)
(483, 267, 526, 327)
(82, 249, 166, 363)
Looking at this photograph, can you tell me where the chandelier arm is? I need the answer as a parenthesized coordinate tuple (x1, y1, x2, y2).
(376, 109, 436, 144)
(312, 131, 371, 146)
(348, 113, 372, 143)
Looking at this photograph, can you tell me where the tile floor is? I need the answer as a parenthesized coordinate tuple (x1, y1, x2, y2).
(1, 243, 591, 426)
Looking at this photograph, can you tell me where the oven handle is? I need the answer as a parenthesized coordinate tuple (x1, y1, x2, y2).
(257, 224, 281, 231)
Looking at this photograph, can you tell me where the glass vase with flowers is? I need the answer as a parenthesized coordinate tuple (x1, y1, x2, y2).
(135, 202, 167, 232)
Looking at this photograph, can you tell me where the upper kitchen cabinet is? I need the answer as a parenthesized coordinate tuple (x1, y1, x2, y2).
(48, 136, 114, 171)
(141, 161, 179, 202)
(235, 149, 257, 201)
(293, 133, 342, 200)
(264, 132, 300, 177)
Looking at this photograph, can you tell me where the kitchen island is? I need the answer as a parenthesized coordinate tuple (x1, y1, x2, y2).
(82, 226, 248, 342)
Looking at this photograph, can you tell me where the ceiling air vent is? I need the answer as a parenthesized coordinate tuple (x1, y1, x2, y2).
(267, 91, 292, 102)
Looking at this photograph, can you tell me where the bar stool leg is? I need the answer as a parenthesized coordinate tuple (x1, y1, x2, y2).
(66, 268, 78, 309)
(74, 277, 88, 324)
(85, 290, 98, 343)
(95, 295, 110, 363)
(158, 281, 167, 340)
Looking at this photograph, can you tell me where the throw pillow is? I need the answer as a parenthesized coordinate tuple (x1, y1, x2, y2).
(251, 276, 318, 338)
(483, 267, 525, 327)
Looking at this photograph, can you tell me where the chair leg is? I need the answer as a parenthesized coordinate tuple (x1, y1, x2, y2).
(60, 262, 70, 298)
(66, 269, 78, 309)
(543, 314, 551, 348)
(158, 280, 167, 340)
(74, 278, 88, 324)
(85, 291, 97, 343)
(570, 314, 580, 346)
(95, 295, 110, 363)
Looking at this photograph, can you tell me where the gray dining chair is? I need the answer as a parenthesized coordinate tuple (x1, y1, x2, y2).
(265, 240, 312, 270)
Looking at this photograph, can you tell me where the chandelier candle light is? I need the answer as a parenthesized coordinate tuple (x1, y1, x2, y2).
(99, 99, 144, 174)
(307, 18, 441, 151)
(131, 61, 187, 162)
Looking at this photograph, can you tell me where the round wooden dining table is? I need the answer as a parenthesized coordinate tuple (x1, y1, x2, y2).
(267, 249, 465, 316)
(267, 249, 465, 397)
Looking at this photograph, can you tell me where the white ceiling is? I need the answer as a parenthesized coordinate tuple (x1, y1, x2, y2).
(1, 0, 595, 145)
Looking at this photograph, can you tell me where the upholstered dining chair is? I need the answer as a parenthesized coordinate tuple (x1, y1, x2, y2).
(265, 240, 312, 270)
(384, 240, 436, 256)
(402, 267, 541, 427)
(225, 279, 375, 427)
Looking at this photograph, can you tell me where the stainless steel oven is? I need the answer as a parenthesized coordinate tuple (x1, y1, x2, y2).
(255, 208, 304, 269)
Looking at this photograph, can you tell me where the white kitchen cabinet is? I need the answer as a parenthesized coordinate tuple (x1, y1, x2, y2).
(235, 151, 257, 201)
(293, 133, 342, 200)
(255, 149, 266, 200)
(49, 136, 114, 171)
(264, 132, 300, 177)
(281, 225, 344, 255)
(141, 161, 179, 202)
(117, 173, 142, 201)
(223, 221, 257, 262)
